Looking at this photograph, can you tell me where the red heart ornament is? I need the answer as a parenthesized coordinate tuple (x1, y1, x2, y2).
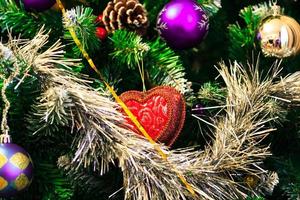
(120, 86, 186, 146)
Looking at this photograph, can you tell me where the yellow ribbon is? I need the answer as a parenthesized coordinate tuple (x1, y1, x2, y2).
(55, 0, 197, 197)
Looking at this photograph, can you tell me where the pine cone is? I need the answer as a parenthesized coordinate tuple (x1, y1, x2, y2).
(103, 0, 149, 35)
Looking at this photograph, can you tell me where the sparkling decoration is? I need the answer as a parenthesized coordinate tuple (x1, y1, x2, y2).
(22, 0, 56, 12)
(120, 86, 186, 146)
(96, 27, 108, 41)
(257, 6, 300, 58)
(0, 143, 33, 197)
(156, 0, 209, 49)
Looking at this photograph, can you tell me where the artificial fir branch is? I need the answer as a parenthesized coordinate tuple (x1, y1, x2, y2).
(147, 38, 195, 104)
(110, 30, 149, 69)
(198, 82, 226, 105)
(228, 6, 261, 61)
(36, 162, 74, 200)
(0, 0, 41, 37)
(63, 6, 100, 56)
(109, 30, 194, 103)
(0, 0, 62, 39)
(197, 0, 222, 16)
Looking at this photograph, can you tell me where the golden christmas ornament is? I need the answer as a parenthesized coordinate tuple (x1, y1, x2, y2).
(244, 174, 260, 188)
(257, 5, 300, 58)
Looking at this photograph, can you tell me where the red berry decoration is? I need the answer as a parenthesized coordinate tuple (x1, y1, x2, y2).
(96, 14, 104, 25)
(96, 27, 108, 41)
(120, 86, 186, 146)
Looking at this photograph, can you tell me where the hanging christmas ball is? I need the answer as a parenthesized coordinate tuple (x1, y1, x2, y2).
(192, 103, 204, 116)
(120, 86, 186, 146)
(258, 15, 300, 58)
(156, 0, 209, 49)
(0, 143, 33, 197)
(96, 27, 108, 41)
(22, 0, 56, 12)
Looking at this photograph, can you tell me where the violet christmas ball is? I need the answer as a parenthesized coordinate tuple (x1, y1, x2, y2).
(22, 0, 56, 12)
(156, 0, 209, 49)
(0, 143, 33, 197)
(192, 103, 204, 116)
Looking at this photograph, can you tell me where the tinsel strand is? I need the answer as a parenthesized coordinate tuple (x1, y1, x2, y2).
(0, 64, 20, 143)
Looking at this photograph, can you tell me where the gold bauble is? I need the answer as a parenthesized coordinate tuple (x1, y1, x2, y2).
(258, 15, 300, 58)
(244, 175, 259, 189)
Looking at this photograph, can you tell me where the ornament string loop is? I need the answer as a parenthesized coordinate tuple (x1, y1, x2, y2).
(55, 0, 197, 197)
(270, 0, 280, 16)
(272, 0, 278, 5)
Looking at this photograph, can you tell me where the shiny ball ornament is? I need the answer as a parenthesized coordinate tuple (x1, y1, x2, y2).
(156, 0, 209, 49)
(258, 15, 300, 58)
(192, 103, 204, 116)
(0, 143, 33, 197)
(22, 0, 56, 12)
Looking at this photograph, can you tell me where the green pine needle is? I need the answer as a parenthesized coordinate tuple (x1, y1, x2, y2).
(228, 6, 261, 61)
(147, 38, 194, 103)
(64, 6, 100, 56)
(0, 0, 62, 39)
(197, 0, 221, 16)
(198, 82, 226, 105)
(109, 30, 194, 103)
(37, 162, 74, 200)
(110, 30, 149, 69)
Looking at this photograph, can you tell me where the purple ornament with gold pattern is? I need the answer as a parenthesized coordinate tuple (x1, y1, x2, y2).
(156, 0, 209, 49)
(0, 143, 33, 197)
(22, 0, 56, 12)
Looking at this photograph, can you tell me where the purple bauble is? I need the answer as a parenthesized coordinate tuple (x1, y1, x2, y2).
(192, 103, 204, 116)
(156, 0, 209, 49)
(0, 143, 33, 197)
(22, 0, 56, 12)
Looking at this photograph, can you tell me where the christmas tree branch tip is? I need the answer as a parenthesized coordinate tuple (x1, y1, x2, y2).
(63, 6, 100, 56)
(110, 30, 149, 69)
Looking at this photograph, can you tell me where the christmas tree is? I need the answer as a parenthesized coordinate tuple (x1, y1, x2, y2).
(0, 0, 299, 199)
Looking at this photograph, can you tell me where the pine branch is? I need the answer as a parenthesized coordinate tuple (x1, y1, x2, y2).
(198, 82, 226, 105)
(110, 30, 149, 69)
(0, 0, 62, 39)
(228, 6, 261, 61)
(147, 38, 195, 104)
(109, 30, 194, 103)
(58, 155, 123, 199)
(37, 162, 74, 200)
(197, 0, 222, 16)
(63, 6, 100, 56)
